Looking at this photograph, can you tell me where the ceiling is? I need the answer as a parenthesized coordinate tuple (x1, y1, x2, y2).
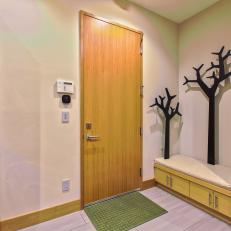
(129, 0, 220, 23)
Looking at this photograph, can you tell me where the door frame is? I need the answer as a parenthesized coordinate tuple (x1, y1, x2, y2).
(80, 11, 143, 209)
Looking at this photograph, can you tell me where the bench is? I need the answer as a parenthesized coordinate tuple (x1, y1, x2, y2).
(154, 155, 231, 224)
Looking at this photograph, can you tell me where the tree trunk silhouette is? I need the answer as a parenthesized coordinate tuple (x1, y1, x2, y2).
(150, 88, 181, 159)
(208, 95, 215, 164)
(164, 118, 170, 159)
(183, 47, 231, 165)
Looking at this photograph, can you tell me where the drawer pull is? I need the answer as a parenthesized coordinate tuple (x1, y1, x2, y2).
(215, 196, 218, 209)
(209, 193, 212, 206)
(166, 176, 169, 186)
(170, 177, 173, 188)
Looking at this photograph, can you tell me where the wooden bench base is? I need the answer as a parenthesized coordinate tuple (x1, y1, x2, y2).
(154, 163, 231, 224)
(157, 183, 231, 224)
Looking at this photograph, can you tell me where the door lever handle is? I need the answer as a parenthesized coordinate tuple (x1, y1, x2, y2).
(86, 134, 100, 141)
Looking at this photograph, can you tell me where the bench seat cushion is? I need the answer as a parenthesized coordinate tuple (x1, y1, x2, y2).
(155, 155, 231, 189)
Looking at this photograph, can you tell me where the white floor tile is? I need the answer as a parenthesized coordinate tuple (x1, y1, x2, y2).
(136, 215, 183, 231)
(70, 223, 96, 231)
(185, 216, 231, 231)
(80, 211, 91, 224)
(20, 211, 86, 231)
(19, 187, 230, 231)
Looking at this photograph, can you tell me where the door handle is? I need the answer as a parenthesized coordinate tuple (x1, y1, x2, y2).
(86, 134, 100, 141)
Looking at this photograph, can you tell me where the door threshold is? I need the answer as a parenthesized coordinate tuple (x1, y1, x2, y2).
(84, 188, 141, 208)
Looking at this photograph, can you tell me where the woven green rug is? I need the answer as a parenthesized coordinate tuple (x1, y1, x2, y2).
(84, 191, 167, 231)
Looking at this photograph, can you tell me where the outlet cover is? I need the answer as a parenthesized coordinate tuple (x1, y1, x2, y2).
(62, 111, 69, 123)
(62, 179, 70, 192)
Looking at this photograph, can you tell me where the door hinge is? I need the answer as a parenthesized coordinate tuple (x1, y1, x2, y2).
(140, 168, 142, 177)
(140, 85, 144, 97)
(140, 37, 143, 55)
(140, 127, 143, 136)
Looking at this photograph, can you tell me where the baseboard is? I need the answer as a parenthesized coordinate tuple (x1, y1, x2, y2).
(141, 178, 156, 190)
(157, 183, 231, 225)
(0, 200, 80, 231)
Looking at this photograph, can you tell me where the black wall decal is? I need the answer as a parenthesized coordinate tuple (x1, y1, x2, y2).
(183, 46, 231, 165)
(150, 88, 182, 159)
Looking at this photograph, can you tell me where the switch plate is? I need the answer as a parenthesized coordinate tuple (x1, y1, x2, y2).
(62, 111, 69, 123)
(62, 179, 70, 192)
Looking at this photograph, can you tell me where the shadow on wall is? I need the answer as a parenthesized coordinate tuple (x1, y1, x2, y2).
(148, 105, 183, 157)
(215, 63, 231, 164)
(183, 60, 231, 164)
(113, 0, 131, 10)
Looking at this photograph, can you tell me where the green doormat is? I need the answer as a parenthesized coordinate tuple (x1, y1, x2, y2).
(84, 191, 167, 231)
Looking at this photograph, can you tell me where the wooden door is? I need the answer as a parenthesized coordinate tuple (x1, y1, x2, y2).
(80, 12, 142, 205)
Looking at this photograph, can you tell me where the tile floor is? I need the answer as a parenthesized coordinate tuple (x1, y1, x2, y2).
(20, 187, 231, 231)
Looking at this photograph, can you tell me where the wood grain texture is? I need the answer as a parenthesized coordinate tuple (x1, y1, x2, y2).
(155, 163, 231, 223)
(0, 200, 80, 231)
(141, 179, 156, 190)
(80, 12, 143, 205)
(154, 167, 170, 187)
(155, 167, 189, 197)
(155, 163, 231, 197)
(190, 182, 214, 208)
(157, 184, 231, 225)
(79, 11, 143, 35)
(171, 174, 189, 197)
(214, 192, 231, 218)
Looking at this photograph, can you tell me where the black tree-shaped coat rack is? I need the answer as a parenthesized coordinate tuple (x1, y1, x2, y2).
(150, 88, 182, 159)
(183, 46, 231, 165)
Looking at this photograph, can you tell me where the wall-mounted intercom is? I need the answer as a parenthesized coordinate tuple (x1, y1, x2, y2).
(57, 80, 74, 94)
(62, 95, 71, 104)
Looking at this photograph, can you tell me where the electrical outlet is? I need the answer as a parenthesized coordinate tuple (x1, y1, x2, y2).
(62, 111, 69, 123)
(62, 179, 70, 192)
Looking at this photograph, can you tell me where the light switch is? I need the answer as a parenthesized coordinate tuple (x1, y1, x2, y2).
(62, 111, 69, 123)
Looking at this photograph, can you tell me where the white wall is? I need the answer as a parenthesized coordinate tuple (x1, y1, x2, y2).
(0, 0, 179, 219)
(179, 0, 231, 167)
